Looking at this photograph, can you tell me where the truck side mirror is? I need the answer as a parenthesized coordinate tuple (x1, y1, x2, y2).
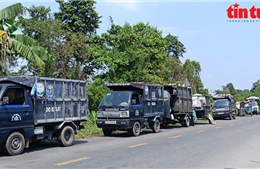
(2, 96, 9, 104)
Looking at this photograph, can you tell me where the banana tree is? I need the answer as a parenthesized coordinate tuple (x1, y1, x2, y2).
(0, 3, 52, 75)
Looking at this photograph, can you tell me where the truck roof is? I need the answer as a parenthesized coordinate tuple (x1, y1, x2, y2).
(106, 82, 162, 91)
(163, 83, 191, 90)
(213, 94, 234, 100)
(246, 96, 260, 101)
(0, 76, 87, 88)
(0, 76, 36, 87)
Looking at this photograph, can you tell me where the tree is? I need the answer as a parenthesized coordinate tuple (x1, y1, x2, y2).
(19, 5, 101, 79)
(226, 83, 236, 96)
(92, 22, 171, 83)
(251, 80, 260, 97)
(0, 3, 52, 75)
(164, 34, 186, 61)
(54, 0, 102, 80)
(54, 0, 101, 37)
(182, 59, 204, 93)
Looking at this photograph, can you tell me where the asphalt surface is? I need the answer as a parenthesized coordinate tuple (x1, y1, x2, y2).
(1, 115, 260, 169)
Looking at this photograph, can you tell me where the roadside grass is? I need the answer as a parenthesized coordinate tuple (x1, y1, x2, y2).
(76, 111, 103, 139)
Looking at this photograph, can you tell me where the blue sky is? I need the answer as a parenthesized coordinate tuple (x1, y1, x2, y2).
(1, 0, 260, 93)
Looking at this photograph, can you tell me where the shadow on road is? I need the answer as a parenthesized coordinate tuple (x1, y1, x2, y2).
(0, 139, 88, 157)
(251, 160, 260, 164)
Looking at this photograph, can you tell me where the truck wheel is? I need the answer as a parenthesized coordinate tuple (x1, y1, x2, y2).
(102, 128, 113, 136)
(232, 113, 236, 119)
(5, 132, 25, 156)
(229, 113, 232, 120)
(152, 119, 160, 133)
(59, 126, 75, 147)
(190, 115, 195, 126)
(130, 121, 141, 136)
(182, 115, 190, 127)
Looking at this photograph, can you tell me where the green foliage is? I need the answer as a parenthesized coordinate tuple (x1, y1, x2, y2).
(251, 80, 260, 97)
(88, 78, 110, 112)
(214, 83, 255, 101)
(19, 3, 102, 79)
(92, 22, 171, 84)
(0, 3, 25, 25)
(76, 111, 102, 138)
(182, 59, 204, 93)
(54, 0, 101, 37)
(0, 3, 54, 76)
(165, 34, 186, 60)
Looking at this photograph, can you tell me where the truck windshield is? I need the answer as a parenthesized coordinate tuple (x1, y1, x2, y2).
(99, 91, 131, 107)
(213, 99, 229, 108)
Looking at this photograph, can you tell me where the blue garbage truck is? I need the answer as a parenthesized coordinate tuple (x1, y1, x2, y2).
(96, 82, 164, 136)
(0, 76, 88, 156)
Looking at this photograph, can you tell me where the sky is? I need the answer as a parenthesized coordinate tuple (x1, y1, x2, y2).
(1, 0, 260, 94)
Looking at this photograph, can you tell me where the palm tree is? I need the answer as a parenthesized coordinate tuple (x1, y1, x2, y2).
(0, 3, 52, 75)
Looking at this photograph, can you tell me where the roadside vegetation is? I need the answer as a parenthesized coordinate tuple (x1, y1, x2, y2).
(1, 1, 260, 137)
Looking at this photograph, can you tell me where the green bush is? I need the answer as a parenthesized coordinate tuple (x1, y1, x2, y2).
(76, 111, 102, 138)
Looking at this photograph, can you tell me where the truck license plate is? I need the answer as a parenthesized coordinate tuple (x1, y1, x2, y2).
(105, 121, 116, 124)
(218, 112, 224, 114)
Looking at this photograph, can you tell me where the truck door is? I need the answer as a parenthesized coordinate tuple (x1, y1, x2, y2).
(0, 87, 34, 134)
(130, 93, 143, 119)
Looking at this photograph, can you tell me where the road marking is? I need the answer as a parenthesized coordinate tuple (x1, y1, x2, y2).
(171, 135, 182, 139)
(215, 126, 221, 129)
(197, 130, 205, 133)
(229, 124, 234, 126)
(129, 142, 148, 148)
(55, 157, 89, 166)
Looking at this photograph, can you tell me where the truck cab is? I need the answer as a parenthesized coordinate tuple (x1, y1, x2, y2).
(96, 82, 164, 136)
(212, 94, 236, 120)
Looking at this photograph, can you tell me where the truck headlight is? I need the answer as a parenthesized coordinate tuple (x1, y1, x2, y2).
(97, 111, 104, 117)
(212, 108, 216, 112)
(120, 111, 129, 117)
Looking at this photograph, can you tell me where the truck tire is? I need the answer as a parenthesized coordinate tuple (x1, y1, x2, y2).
(232, 113, 236, 119)
(152, 119, 160, 133)
(130, 121, 141, 136)
(59, 126, 75, 147)
(5, 132, 25, 156)
(229, 113, 232, 120)
(102, 128, 113, 136)
(190, 115, 195, 126)
(181, 115, 190, 127)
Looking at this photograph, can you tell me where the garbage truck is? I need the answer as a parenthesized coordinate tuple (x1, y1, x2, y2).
(0, 76, 88, 156)
(161, 84, 195, 127)
(96, 82, 164, 136)
(212, 94, 236, 120)
(192, 93, 215, 124)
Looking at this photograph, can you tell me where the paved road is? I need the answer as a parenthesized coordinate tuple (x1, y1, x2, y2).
(1, 115, 260, 169)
